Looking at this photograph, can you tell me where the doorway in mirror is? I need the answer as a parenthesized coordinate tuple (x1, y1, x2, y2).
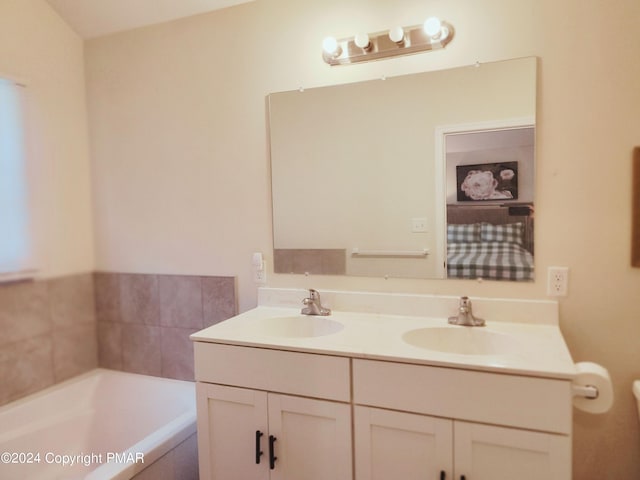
(443, 125, 535, 281)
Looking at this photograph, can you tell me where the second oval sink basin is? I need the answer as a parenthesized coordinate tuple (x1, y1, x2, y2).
(255, 316, 344, 338)
(402, 327, 521, 356)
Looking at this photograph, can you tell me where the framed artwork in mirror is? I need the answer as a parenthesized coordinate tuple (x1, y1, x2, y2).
(456, 161, 518, 201)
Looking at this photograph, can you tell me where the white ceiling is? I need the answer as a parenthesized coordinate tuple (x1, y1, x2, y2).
(45, 0, 254, 39)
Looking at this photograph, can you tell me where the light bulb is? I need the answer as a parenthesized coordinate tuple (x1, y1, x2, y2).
(354, 33, 371, 50)
(322, 36, 340, 56)
(388, 26, 405, 44)
(423, 17, 442, 38)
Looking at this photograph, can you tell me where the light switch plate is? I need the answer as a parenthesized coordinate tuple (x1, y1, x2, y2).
(411, 217, 428, 233)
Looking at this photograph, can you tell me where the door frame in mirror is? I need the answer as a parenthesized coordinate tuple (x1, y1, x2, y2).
(435, 117, 536, 279)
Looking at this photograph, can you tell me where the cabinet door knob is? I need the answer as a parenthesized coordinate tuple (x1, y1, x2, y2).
(268, 435, 278, 469)
(440, 471, 446, 480)
(255, 431, 264, 464)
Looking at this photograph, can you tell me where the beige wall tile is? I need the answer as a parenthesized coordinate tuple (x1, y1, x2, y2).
(202, 276, 236, 327)
(120, 274, 160, 325)
(121, 323, 162, 376)
(0, 334, 54, 406)
(158, 275, 203, 328)
(160, 327, 197, 381)
(97, 321, 123, 370)
(274, 249, 346, 275)
(49, 273, 96, 328)
(0, 281, 51, 347)
(94, 272, 121, 323)
(52, 323, 98, 382)
(94, 273, 236, 380)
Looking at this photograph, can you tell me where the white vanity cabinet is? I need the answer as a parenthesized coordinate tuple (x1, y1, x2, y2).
(354, 406, 453, 479)
(453, 421, 570, 480)
(191, 294, 576, 480)
(194, 342, 353, 480)
(355, 406, 570, 480)
(353, 359, 572, 480)
(194, 343, 572, 480)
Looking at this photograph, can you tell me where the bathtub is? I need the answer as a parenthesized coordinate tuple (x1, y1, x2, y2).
(0, 369, 196, 480)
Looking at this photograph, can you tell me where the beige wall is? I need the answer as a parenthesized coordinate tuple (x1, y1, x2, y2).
(0, 0, 94, 278)
(84, 0, 640, 477)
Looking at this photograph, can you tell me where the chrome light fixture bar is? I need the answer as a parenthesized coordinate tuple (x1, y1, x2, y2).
(322, 17, 454, 66)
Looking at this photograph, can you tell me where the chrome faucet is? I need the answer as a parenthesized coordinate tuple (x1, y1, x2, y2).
(301, 289, 331, 316)
(448, 296, 485, 326)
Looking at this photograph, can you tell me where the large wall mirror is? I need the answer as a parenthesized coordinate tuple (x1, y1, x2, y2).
(268, 56, 536, 281)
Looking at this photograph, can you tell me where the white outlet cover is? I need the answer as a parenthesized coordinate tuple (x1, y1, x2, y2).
(546, 266, 569, 296)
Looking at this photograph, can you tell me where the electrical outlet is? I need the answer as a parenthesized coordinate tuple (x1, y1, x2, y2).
(253, 266, 266, 285)
(547, 266, 569, 296)
(252, 252, 266, 285)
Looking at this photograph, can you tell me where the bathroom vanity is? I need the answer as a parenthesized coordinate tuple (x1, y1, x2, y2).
(191, 288, 576, 480)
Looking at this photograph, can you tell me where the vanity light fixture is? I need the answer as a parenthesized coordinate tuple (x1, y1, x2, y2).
(322, 36, 342, 58)
(388, 26, 406, 45)
(354, 33, 372, 51)
(322, 17, 453, 66)
(423, 17, 443, 38)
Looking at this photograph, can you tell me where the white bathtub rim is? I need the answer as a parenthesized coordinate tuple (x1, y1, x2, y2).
(0, 369, 101, 443)
(0, 367, 98, 414)
(0, 368, 194, 415)
(87, 410, 197, 480)
(0, 368, 197, 480)
(0, 405, 95, 444)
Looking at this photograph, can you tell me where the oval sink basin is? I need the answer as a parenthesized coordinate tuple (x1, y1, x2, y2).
(255, 316, 344, 338)
(402, 327, 520, 356)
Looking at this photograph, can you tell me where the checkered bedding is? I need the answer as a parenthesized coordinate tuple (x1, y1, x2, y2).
(447, 241, 534, 281)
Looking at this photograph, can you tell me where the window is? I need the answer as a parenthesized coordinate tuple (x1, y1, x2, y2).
(0, 77, 35, 280)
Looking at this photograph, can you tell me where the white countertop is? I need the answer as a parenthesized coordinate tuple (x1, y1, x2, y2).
(191, 289, 577, 380)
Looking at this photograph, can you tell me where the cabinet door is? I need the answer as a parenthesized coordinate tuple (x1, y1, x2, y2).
(267, 393, 352, 480)
(454, 421, 571, 480)
(196, 383, 269, 480)
(354, 406, 453, 480)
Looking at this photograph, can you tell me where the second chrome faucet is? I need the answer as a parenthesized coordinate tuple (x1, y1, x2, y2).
(301, 289, 332, 316)
(448, 296, 485, 326)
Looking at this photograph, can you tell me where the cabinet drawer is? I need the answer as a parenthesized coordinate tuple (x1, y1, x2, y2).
(353, 359, 572, 434)
(194, 342, 350, 402)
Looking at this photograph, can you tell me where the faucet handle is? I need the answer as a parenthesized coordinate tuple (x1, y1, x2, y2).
(458, 296, 471, 313)
(302, 289, 318, 305)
